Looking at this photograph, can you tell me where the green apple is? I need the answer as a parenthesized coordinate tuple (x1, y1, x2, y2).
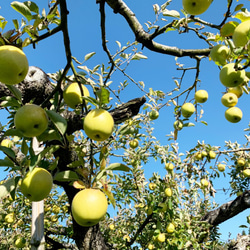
(208, 150, 216, 159)
(166, 223, 175, 233)
(242, 169, 250, 178)
(63, 82, 90, 109)
(181, 103, 195, 118)
(200, 179, 209, 187)
(129, 139, 139, 149)
(14, 238, 26, 248)
(4, 213, 14, 223)
(164, 187, 172, 197)
(84, 109, 114, 141)
(225, 107, 243, 123)
(219, 63, 246, 87)
(194, 152, 203, 160)
(165, 162, 174, 171)
(147, 243, 155, 250)
(173, 120, 183, 131)
(237, 158, 246, 167)
(14, 104, 49, 137)
(0, 45, 29, 85)
(156, 233, 165, 243)
(149, 182, 157, 190)
(210, 44, 229, 66)
(221, 93, 238, 107)
(194, 90, 208, 103)
(20, 167, 53, 202)
(182, 0, 212, 15)
(217, 164, 226, 172)
(71, 188, 108, 227)
(232, 20, 250, 49)
(149, 110, 159, 120)
(0, 139, 13, 148)
(227, 86, 243, 98)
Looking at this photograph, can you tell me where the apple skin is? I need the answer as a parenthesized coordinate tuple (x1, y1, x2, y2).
(219, 63, 246, 87)
(164, 187, 172, 197)
(63, 82, 90, 109)
(182, 0, 212, 15)
(71, 188, 108, 227)
(166, 223, 175, 233)
(232, 20, 250, 49)
(165, 162, 174, 171)
(0, 139, 13, 148)
(149, 110, 159, 120)
(0, 45, 29, 85)
(173, 120, 183, 131)
(209, 150, 216, 159)
(4, 213, 15, 223)
(14, 238, 26, 248)
(217, 164, 226, 172)
(129, 139, 139, 149)
(227, 86, 243, 98)
(225, 107, 242, 123)
(242, 169, 250, 178)
(237, 158, 246, 167)
(156, 233, 165, 243)
(210, 45, 229, 66)
(20, 168, 53, 202)
(181, 103, 195, 118)
(83, 109, 114, 141)
(221, 93, 238, 107)
(194, 90, 208, 103)
(200, 179, 209, 187)
(14, 104, 49, 137)
(149, 183, 157, 190)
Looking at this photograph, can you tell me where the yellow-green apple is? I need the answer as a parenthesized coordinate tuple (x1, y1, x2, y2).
(221, 92, 238, 107)
(71, 188, 108, 227)
(173, 120, 183, 130)
(147, 243, 154, 250)
(219, 63, 246, 87)
(149, 182, 157, 190)
(181, 103, 195, 118)
(166, 223, 175, 233)
(0, 139, 13, 148)
(129, 139, 139, 149)
(0, 45, 29, 85)
(194, 90, 208, 103)
(201, 151, 207, 157)
(14, 238, 26, 248)
(149, 110, 159, 120)
(217, 164, 226, 172)
(182, 0, 212, 15)
(225, 107, 242, 123)
(194, 152, 203, 160)
(237, 158, 246, 167)
(210, 44, 230, 66)
(4, 213, 14, 223)
(63, 82, 90, 109)
(232, 20, 250, 49)
(242, 169, 250, 177)
(20, 167, 53, 201)
(164, 187, 172, 197)
(208, 150, 216, 159)
(227, 86, 243, 98)
(83, 109, 114, 141)
(200, 179, 209, 187)
(156, 233, 165, 243)
(14, 104, 48, 137)
(165, 162, 174, 171)
(109, 224, 115, 230)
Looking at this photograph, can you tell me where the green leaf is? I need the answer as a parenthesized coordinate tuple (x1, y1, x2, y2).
(132, 53, 148, 60)
(106, 163, 130, 172)
(21, 139, 29, 155)
(46, 110, 67, 135)
(220, 21, 239, 37)
(103, 189, 116, 209)
(54, 170, 79, 182)
(0, 95, 21, 108)
(0, 158, 15, 167)
(84, 52, 96, 62)
(4, 128, 24, 137)
(11, 1, 32, 21)
(0, 146, 16, 159)
(96, 87, 110, 105)
(162, 9, 180, 18)
(24, 1, 39, 14)
(0, 177, 15, 198)
(37, 129, 62, 142)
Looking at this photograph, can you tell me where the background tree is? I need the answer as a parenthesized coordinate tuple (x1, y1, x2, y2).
(0, 0, 250, 249)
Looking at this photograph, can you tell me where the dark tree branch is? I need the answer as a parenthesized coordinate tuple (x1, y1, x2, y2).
(202, 190, 250, 226)
(105, 0, 210, 57)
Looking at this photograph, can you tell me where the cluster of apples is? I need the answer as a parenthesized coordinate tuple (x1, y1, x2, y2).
(236, 157, 250, 178)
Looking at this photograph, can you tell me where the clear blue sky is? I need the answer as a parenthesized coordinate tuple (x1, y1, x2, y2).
(0, 0, 250, 242)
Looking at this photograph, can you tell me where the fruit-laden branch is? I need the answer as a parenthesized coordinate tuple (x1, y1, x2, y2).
(104, 0, 210, 57)
(202, 190, 250, 226)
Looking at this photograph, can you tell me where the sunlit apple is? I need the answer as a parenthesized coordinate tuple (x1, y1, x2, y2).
(149, 110, 159, 120)
(208, 150, 216, 159)
(0, 139, 13, 148)
(173, 120, 183, 131)
(221, 92, 238, 107)
(237, 158, 246, 167)
(71, 188, 108, 227)
(165, 162, 174, 171)
(164, 187, 172, 197)
(225, 107, 242, 123)
(156, 233, 165, 243)
(227, 86, 243, 98)
(166, 222, 175, 233)
(232, 20, 250, 49)
(200, 179, 209, 187)
(217, 164, 226, 172)
(194, 90, 208, 103)
(149, 183, 157, 190)
(242, 169, 250, 178)
(0, 45, 29, 85)
(14, 237, 26, 248)
(210, 44, 229, 66)
(129, 139, 139, 149)
(14, 104, 49, 137)
(182, 0, 212, 15)
(181, 103, 195, 118)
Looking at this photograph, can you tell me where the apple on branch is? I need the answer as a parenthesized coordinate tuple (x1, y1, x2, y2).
(182, 0, 212, 15)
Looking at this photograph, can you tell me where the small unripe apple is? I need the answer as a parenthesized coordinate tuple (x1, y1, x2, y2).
(84, 109, 114, 141)
(181, 103, 195, 118)
(232, 20, 250, 50)
(200, 179, 209, 187)
(14, 237, 26, 248)
(194, 152, 203, 160)
(147, 243, 154, 250)
(208, 151, 216, 159)
(182, 0, 212, 15)
(225, 107, 243, 123)
(217, 164, 226, 172)
(237, 158, 246, 167)
(242, 169, 250, 178)
(164, 187, 172, 197)
(5, 213, 15, 223)
(109, 224, 115, 230)
(149, 183, 157, 190)
(173, 120, 183, 131)
(194, 90, 208, 103)
(1, 139, 13, 148)
(220, 63, 246, 87)
(227, 86, 243, 98)
(165, 162, 174, 171)
(221, 93, 238, 107)
(0, 45, 29, 85)
(63, 82, 90, 109)
(129, 139, 139, 149)
(14, 104, 49, 137)
(149, 110, 159, 120)
(166, 222, 175, 233)
(210, 44, 230, 66)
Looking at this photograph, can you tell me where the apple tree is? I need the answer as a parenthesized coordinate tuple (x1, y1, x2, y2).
(0, 0, 250, 249)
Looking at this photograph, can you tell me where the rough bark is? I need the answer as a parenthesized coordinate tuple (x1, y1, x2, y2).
(228, 235, 250, 250)
(202, 191, 250, 226)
